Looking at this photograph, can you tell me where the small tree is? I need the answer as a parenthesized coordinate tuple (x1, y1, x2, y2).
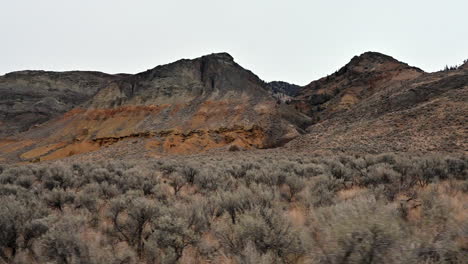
(108, 196, 160, 257)
(215, 207, 304, 262)
(149, 207, 199, 262)
(180, 166, 199, 184)
(0, 196, 49, 263)
(283, 174, 305, 202)
(40, 216, 91, 264)
(168, 173, 187, 196)
(216, 187, 256, 224)
(43, 189, 75, 211)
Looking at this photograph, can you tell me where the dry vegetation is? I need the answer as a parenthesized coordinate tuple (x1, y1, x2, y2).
(0, 153, 467, 264)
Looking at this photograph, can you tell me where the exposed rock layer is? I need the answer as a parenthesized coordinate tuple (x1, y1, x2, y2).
(286, 54, 468, 153)
(0, 53, 311, 162)
(0, 52, 466, 163)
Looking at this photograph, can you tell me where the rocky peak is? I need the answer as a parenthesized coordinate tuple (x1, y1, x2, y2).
(201, 52, 234, 62)
(267, 81, 301, 97)
(350, 51, 398, 64)
(293, 52, 425, 122)
(93, 52, 268, 108)
(0, 52, 312, 162)
(340, 51, 423, 74)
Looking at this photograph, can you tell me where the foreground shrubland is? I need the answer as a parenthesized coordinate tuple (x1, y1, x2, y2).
(0, 153, 467, 263)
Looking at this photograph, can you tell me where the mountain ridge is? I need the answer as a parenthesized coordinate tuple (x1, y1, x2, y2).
(290, 51, 425, 122)
(0, 52, 311, 163)
(0, 51, 466, 163)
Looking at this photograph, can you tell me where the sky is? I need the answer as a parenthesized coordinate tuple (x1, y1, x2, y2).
(1, 0, 467, 85)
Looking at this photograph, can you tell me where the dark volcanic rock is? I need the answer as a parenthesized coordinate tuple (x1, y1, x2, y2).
(88, 52, 269, 108)
(80, 53, 312, 141)
(267, 81, 301, 97)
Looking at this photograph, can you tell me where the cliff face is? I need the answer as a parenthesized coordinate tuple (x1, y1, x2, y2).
(84, 53, 293, 132)
(0, 53, 311, 162)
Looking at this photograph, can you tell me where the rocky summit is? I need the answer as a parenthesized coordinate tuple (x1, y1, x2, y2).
(0, 52, 466, 163)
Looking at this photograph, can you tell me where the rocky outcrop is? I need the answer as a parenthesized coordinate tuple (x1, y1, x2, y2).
(52, 53, 310, 143)
(267, 81, 301, 97)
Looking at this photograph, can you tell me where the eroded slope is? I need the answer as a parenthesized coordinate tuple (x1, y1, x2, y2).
(292, 52, 424, 122)
(287, 65, 468, 153)
(0, 70, 120, 137)
(1, 53, 311, 162)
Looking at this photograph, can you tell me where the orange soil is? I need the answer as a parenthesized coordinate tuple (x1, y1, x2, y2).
(190, 100, 247, 128)
(146, 126, 266, 155)
(84, 105, 169, 120)
(0, 139, 17, 148)
(20, 142, 67, 160)
(56, 106, 168, 140)
(39, 141, 101, 161)
(0, 140, 35, 154)
(14, 126, 265, 162)
(7, 101, 269, 162)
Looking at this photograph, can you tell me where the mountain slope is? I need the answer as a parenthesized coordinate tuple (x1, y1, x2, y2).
(0, 51, 466, 163)
(0, 53, 311, 162)
(267, 81, 301, 97)
(0, 71, 119, 137)
(292, 52, 424, 122)
(287, 61, 468, 153)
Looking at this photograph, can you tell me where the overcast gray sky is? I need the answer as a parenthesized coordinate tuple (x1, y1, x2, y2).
(1, 0, 467, 85)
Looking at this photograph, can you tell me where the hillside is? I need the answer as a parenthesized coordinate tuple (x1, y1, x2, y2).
(291, 52, 424, 122)
(0, 51, 467, 263)
(266, 81, 301, 102)
(0, 52, 466, 163)
(0, 53, 311, 163)
(287, 56, 468, 153)
(0, 71, 119, 137)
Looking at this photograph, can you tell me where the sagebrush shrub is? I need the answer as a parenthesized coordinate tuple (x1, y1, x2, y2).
(215, 207, 305, 262)
(308, 196, 405, 263)
(40, 216, 91, 264)
(108, 196, 160, 257)
(0, 153, 465, 263)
